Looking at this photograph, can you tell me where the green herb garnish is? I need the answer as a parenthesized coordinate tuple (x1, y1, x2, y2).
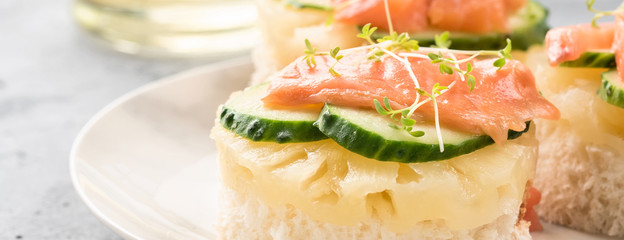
(373, 83, 449, 151)
(434, 31, 452, 49)
(328, 46, 344, 76)
(418, 36, 513, 91)
(303, 39, 318, 68)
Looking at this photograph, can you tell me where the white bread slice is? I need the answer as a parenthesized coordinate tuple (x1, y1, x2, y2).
(526, 47, 624, 237)
(533, 119, 624, 237)
(218, 186, 531, 240)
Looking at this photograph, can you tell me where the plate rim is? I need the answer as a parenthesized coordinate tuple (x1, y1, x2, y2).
(68, 56, 251, 239)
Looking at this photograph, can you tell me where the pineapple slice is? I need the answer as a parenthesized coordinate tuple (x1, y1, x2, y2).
(212, 125, 536, 233)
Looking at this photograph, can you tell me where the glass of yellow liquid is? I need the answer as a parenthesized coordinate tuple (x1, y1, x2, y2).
(73, 0, 258, 57)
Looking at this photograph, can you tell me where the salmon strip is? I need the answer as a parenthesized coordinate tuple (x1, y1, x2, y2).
(332, 0, 430, 33)
(332, 0, 525, 34)
(544, 23, 616, 66)
(428, 0, 509, 34)
(263, 50, 559, 144)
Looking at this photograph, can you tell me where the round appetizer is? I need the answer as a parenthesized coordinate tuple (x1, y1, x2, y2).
(212, 15, 559, 239)
(525, 1, 624, 237)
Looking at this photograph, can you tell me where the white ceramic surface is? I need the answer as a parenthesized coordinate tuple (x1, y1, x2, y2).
(70, 58, 616, 240)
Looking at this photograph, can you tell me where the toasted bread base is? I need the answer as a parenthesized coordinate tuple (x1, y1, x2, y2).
(533, 119, 624, 237)
(217, 186, 531, 240)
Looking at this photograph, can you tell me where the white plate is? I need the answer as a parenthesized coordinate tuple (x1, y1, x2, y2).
(70, 57, 615, 240)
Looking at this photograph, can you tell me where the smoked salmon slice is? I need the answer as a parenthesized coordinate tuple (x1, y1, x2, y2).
(544, 23, 616, 66)
(263, 50, 560, 144)
(332, 0, 526, 34)
(428, 0, 508, 34)
(332, 0, 430, 33)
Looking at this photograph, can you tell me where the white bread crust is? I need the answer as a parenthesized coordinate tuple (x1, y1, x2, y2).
(218, 187, 531, 240)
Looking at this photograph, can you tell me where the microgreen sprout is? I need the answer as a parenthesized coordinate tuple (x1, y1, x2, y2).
(357, 23, 378, 44)
(494, 38, 513, 70)
(373, 97, 425, 138)
(357, 23, 419, 61)
(302, 39, 345, 76)
(373, 83, 449, 151)
(303, 39, 318, 68)
(329, 46, 344, 76)
(383, 0, 394, 35)
(379, 32, 420, 52)
(586, 0, 624, 28)
(434, 31, 452, 49)
(406, 36, 513, 91)
(416, 84, 448, 152)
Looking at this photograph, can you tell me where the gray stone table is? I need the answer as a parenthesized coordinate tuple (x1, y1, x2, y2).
(0, 0, 237, 239)
(0, 0, 619, 239)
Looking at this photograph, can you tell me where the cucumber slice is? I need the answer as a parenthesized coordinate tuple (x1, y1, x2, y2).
(314, 104, 529, 163)
(508, 0, 549, 50)
(370, 0, 548, 51)
(560, 51, 616, 68)
(599, 70, 624, 108)
(219, 82, 328, 143)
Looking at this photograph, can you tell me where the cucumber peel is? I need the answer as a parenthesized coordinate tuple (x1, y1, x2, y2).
(599, 70, 624, 108)
(219, 82, 328, 143)
(369, 0, 549, 51)
(314, 104, 529, 163)
(560, 51, 616, 68)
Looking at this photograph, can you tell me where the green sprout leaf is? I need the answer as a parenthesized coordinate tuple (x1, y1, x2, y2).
(357, 23, 378, 44)
(439, 63, 454, 75)
(329, 67, 341, 76)
(416, 88, 426, 95)
(466, 74, 476, 91)
(493, 58, 506, 70)
(327, 46, 344, 76)
(374, 99, 388, 115)
(383, 97, 392, 110)
(503, 39, 513, 58)
(466, 62, 473, 73)
(400, 117, 416, 126)
(428, 52, 440, 60)
(330, 46, 340, 58)
(408, 130, 425, 137)
(434, 31, 452, 49)
(303, 39, 317, 68)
